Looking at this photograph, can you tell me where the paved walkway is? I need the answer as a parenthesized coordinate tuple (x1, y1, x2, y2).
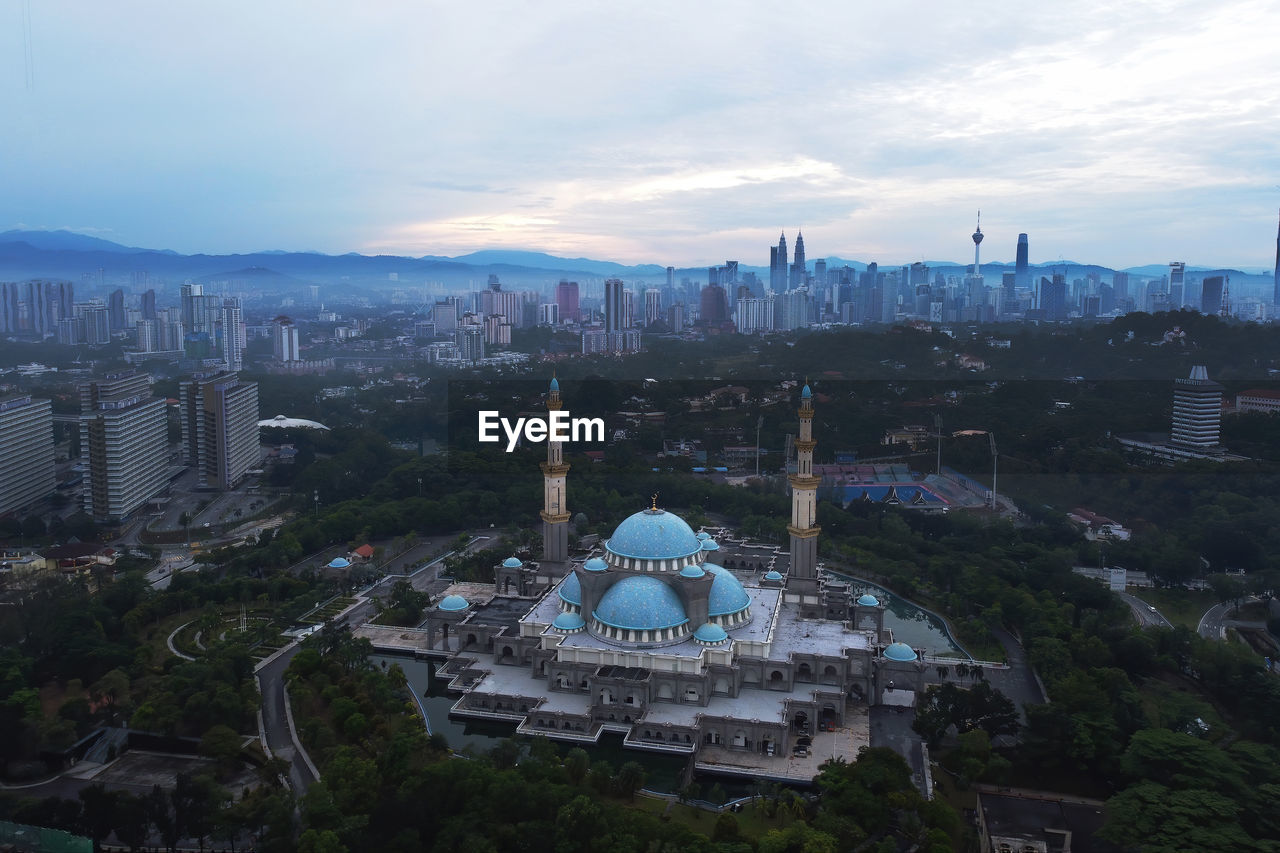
(165, 621, 196, 661)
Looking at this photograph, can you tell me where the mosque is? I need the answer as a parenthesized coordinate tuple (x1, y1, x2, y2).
(425, 380, 930, 764)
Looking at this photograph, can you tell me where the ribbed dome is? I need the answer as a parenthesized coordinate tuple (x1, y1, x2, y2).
(679, 564, 705, 578)
(696, 532, 711, 541)
(702, 563, 751, 617)
(884, 642, 918, 662)
(592, 575, 689, 631)
(502, 557, 523, 568)
(763, 570, 783, 581)
(583, 557, 609, 572)
(857, 593, 880, 607)
(693, 623, 729, 644)
(605, 509, 702, 561)
(552, 612, 585, 632)
(438, 594, 469, 612)
(558, 572, 582, 606)
(550, 376, 560, 391)
(700, 539, 720, 552)
(801, 383, 812, 399)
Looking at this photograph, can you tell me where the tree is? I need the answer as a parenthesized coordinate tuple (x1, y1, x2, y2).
(563, 747, 589, 785)
(615, 761, 646, 799)
(199, 724, 244, 769)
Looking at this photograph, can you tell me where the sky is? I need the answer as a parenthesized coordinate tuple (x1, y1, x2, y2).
(3, 0, 1279, 269)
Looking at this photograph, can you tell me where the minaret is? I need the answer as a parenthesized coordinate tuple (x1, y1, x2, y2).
(971, 211, 984, 277)
(540, 376, 571, 564)
(786, 382, 822, 614)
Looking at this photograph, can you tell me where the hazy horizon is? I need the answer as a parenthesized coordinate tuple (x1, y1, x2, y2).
(4, 2, 1279, 269)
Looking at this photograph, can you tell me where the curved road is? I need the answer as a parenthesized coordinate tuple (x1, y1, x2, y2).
(1118, 592, 1173, 629)
(256, 644, 318, 794)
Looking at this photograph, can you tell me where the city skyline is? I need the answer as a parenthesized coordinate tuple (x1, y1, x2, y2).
(3, 2, 1279, 269)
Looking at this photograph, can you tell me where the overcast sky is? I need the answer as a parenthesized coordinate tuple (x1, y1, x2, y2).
(3, 1, 1279, 268)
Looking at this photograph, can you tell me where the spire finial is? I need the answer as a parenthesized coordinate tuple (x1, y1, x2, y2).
(651, 493, 659, 510)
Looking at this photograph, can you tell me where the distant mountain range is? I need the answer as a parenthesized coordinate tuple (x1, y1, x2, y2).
(0, 230, 1272, 295)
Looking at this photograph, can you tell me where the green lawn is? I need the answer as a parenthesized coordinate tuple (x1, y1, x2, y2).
(627, 795, 792, 840)
(1136, 587, 1218, 631)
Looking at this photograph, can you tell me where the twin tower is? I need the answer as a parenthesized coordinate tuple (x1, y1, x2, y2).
(536, 379, 822, 596)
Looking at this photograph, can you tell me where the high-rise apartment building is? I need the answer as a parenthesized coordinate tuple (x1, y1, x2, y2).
(1171, 365, 1222, 449)
(700, 283, 728, 325)
(179, 371, 261, 490)
(555, 280, 579, 323)
(108, 288, 126, 331)
(0, 395, 55, 516)
(221, 298, 244, 372)
(79, 371, 168, 521)
(273, 316, 301, 362)
(83, 306, 110, 344)
(643, 289, 663, 327)
(604, 278, 625, 334)
(735, 296, 775, 334)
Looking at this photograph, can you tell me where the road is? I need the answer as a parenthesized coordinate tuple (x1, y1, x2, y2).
(256, 644, 319, 794)
(1118, 592, 1173, 629)
(868, 706, 929, 797)
(1197, 597, 1262, 640)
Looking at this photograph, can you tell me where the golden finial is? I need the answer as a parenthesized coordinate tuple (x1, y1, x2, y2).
(651, 493, 658, 510)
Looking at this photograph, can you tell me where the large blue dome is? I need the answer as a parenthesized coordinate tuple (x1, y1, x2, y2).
(605, 509, 702, 561)
(884, 642, 918, 662)
(702, 563, 751, 617)
(558, 572, 581, 606)
(593, 575, 689, 631)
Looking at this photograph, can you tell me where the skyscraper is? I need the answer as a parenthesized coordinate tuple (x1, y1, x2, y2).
(771, 232, 788, 293)
(604, 278, 625, 334)
(1273, 209, 1280, 307)
(0, 283, 19, 333)
(273, 316, 301, 362)
(1171, 365, 1222, 449)
(179, 371, 260, 490)
(1015, 233, 1030, 291)
(1199, 276, 1225, 316)
(555, 280, 579, 323)
(79, 371, 168, 521)
(108, 288, 126, 331)
(699, 283, 728, 325)
(141, 288, 157, 320)
(221, 298, 244, 372)
(1168, 262, 1186, 309)
(0, 395, 55, 516)
(789, 231, 806, 290)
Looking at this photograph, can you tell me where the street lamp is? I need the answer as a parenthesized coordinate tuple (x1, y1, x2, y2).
(313, 489, 319, 519)
(417, 477, 422, 497)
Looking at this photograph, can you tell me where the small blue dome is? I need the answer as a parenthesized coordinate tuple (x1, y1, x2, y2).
(327, 557, 351, 569)
(701, 539, 720, 552)
(763, 570, 783, 581)
(702, 563, 751, 617)
(583, 557, 608, 572)
(884, 642, 917, 662)
(550, 376, 560, 391)
(857, 594, 880, 607)
(502, 557, 522, 568)
(438, 594, 469, 612)
(593, 575, 689, 631)
(558, 572, 582, 606)
(552, 612, 585, 631)
(605, 509, 702, 562)
(696, 532, 711, 541)
(679, 564, 705, 578)
(694, 623, 729, 644)
(802, 383, 812, 399)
